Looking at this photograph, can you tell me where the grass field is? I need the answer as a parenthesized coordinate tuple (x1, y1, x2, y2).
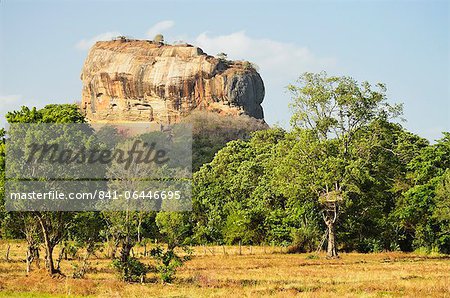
(0, 241, 449, 297)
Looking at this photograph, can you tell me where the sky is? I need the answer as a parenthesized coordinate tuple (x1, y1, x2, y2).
(0, 0, 449, 141)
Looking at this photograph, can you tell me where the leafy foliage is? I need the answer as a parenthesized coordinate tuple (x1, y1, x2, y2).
(150, 245, 191, 283)
(112, 257, 150, 282)
(0, 69, 449, 287)
(182, 111, 267, 171)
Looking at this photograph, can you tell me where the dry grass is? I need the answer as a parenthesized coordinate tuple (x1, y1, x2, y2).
(0, 240, 449, 297)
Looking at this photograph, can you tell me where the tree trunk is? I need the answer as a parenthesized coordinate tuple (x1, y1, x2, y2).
(119, 240, 133, 279)
(137, 217, 142, 243)
(56, 246, 65, 272)
(110, 238, 119, 259)
(74, 250, 91, 279)
(26, 249, 32, 274)
(326, 221, 338, 258)
(25, 243, 39, 274)
(35, 247, 40, 269)
(5, 244, 10, 261)
(40, 224, 57, 275)
(44, 241, 56, 275)
(120, 241, 132, 263)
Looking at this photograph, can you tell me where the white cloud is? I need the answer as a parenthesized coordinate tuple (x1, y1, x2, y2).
(0, 94, 22, 104)
(192, 31, 337, 127)
(146, 20, 175, 39)
(194, 31, 336, 85)
(75, 31, 122, 50)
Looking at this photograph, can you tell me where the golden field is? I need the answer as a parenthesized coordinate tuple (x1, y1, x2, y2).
(0, 240, 449, 297)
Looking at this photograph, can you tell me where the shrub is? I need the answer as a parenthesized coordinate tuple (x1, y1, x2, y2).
(65, 242, 80, 259)
(216, 52, 228, 60)
(72, 262, 89, 279)
(153, 34, 164, 44)
(287, 226, 320, 253)
(150, 246, 191, 283)
(242, 61, 259, 71)
(112, 257, 150, 282)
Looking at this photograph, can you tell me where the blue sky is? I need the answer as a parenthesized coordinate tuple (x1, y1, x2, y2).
(0, 0, 448, 141)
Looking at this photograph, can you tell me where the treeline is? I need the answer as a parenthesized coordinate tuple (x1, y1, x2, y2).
(0, 72, 449, 281)
(192, 124, 450, 253)
(192, 72, 449, 255)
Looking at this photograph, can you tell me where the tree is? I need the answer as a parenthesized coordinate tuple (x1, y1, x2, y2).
(192, 128, 287, 246)
(287, 72, 403, 257)
(106, 208, 150, 282)
(434, 170, 450, 253)
(149, 212, 192, 283)
(153, 34, 164, 44)
(394, 133, 450, 252)
(1, 126, 42, 272)
(5, 104, 87, 275)
(222, 206, 255, 246)
(156, 212, 191, 249)
(187, 86, 443, 254)
(216, 52, 228, 60)
(69, 212, 106, 278)
(103, 130, 173, 281)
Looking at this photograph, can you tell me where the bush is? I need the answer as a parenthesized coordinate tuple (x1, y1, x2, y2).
(414, 246, 444, 257)
(287, 226, 320, 253)
(112, 257, 150, 282)
(366, 239, 383, 253)
(242, 61, 259, 71)
(150, 246, 191, 283)
(65, 242, 81, 259)
(72, 262, 89, 279)
(216, 52, 228, 61)
(305, 254, 319, 260)
(438, 234, 450, 254)
(153, 34, 164, 44)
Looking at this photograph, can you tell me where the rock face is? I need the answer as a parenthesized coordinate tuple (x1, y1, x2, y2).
(80, 39, 265, 123)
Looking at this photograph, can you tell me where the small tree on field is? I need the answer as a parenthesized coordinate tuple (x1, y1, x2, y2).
(150, 212, 192, 283)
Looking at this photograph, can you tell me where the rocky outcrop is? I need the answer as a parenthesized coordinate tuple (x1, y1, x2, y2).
(80, 39, 265, 123)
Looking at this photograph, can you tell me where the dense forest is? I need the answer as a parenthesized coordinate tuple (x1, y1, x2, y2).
(0, 72, 448, 281)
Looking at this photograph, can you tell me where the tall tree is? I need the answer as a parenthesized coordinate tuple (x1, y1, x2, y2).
(287, 72, 403, 257)
(5, 104, 86, 275)
(394, 133, 450, 252)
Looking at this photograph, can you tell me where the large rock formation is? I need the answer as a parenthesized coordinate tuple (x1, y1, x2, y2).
(80, 39, 265, 123)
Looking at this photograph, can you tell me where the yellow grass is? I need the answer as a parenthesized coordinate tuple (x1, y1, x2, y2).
(0, 240, 449, 297)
